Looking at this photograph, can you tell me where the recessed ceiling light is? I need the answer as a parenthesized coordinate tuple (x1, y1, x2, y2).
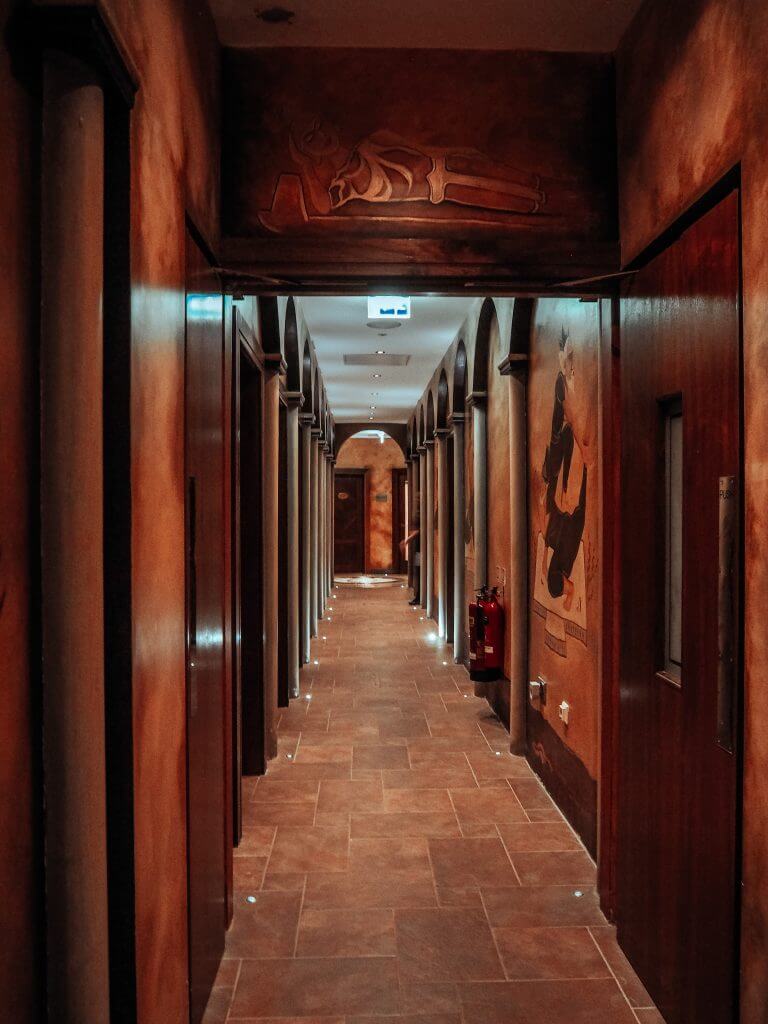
(370, 406, 376, 410)
(373, 373, 382, 378)
(376, 349, 386, 355)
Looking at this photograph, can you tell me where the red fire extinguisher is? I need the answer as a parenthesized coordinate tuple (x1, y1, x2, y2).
(468, 593, 484, 674)
(470, 587, 504, 683)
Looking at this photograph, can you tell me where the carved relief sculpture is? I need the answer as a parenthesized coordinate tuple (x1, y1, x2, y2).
(258, 120, 547, 233)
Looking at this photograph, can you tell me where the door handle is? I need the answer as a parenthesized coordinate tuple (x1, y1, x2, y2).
(716, 475, 738, 753)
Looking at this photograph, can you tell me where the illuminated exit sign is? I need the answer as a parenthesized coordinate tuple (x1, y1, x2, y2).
(368, 296, 411, 319)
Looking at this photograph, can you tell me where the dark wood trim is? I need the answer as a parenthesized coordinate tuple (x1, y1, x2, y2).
(277, 399, 290, 707)
(597, 295, 621, 921)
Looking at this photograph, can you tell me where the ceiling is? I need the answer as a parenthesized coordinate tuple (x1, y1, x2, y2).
(300, 296, 475, 423)
(210, 0, 643, 52)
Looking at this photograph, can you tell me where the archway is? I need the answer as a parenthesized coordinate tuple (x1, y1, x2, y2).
(334, 429, 406, 577)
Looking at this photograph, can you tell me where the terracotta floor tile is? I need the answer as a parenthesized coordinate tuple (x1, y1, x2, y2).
(253, 778, 320, 804)
(295, 743, 353, 764)
(457, 978, 638, 1023)
(512, 850, 596, 886)
(384, 789, 453, 814)
(382, 767, 477, 790)
(348, 837, 432, 875)
(296, 908, 396, 957)
(303, 868, 437, 909)
(233, 856, 268, 892)
(481, 885, 605, 928)
(509, 777, 558, 810)
(449, 787, 528, 832)
(428, 837, 519, 888)
(248, 802, 318, 827)
(395, 907, 505, 982)
(497, 821, 582, 853)
(260, 870, 306, 892)
(590, 925, 656, 1008)
(224, 892, 302, 958)
(220, 585, 662, 1023)
(317, 778, 384, 813)
(235, 826, 276, 857)
(634, 1010, 667, 1023)
(352, 744, 411, 769)
(351, 811, 461, 838)
(269, 826, 349, 874)
(494, 925, 611, 980)
(230, 957, 399, 1017)
(466, 751, 532, 780)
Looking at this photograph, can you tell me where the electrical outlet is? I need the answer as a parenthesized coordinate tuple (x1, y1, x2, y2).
(528, 677, 547, 704)
(558, 700, 570, 726)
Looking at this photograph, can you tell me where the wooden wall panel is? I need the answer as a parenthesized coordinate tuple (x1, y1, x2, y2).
(221, 47, 618, 289)
(616, 3, 768, 1015)
(0, 1, 44, 1016)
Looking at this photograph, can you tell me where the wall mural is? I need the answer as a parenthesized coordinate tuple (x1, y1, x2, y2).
(533, 328, 590, 656)
(258, 121, 547, 233)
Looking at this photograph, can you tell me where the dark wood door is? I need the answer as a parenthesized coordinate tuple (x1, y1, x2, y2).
(334, 473, 365, 573)
(617, 189, 741, 1024)
(392, 468, 407, 573)
(185, 233, 227, 1024)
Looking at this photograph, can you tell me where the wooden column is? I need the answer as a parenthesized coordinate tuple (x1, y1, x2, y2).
(300, 414, 313, 663)
(41, 53, 110, 1023)
(263, 358, 283, 758)
(500, 355, 529, 754)
(310, 431, 321, 636)
(285, 394, 302, 697)
(418, 447, 428, 608)
(469, 393, 488, 589)
(326, 454, 334, 596)
(425, 440, 436, 620)
(450, 414, 466, 663)
(406, 458, 416, 591)
(436, 430, 450, 638)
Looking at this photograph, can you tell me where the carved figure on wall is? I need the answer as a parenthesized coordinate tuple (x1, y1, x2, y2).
(259, 119, 547, 233)
(533, 327, 589, 657)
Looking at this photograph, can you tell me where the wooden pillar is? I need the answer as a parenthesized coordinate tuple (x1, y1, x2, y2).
(41, 53, 110, 1023)
(406, 458, 416, 591)
(263, 361, 281, 757)
(310, 432, 321, 636)
(501, 355, 529, 753)
(469, 394, 488, 589)
(425, 440, 436, 620)
(326, 455, 334, 595)
(285, 394, 302, 696)
(436, 430, 449, 638)
(418, 448, 427, 608)
(300, 415, 313, 663)
(450, 414, 466, 664)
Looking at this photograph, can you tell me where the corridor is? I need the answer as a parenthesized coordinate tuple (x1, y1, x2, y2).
(205, 581, 658, 1024)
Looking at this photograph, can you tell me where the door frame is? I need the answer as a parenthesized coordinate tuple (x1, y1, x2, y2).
(334, 468, 367, 574)
(598, 171, 744, 1007)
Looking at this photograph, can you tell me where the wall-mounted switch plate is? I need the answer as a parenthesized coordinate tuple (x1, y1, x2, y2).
(558, 700, 570, 725)
(528, 677, 547, 704)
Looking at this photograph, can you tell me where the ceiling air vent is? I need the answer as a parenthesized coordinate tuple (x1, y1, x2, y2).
(343, 354, 411, 367)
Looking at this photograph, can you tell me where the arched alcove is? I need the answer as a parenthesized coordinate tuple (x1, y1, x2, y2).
(453, 340, 468, 413)
(436, 370, 449, 430)
(301, 337, 312, 409)
(418, 405, 425, 448)
(471, 297, 498, 394)
(426, 390, 435, 439)
(509, 297, 535, 359)
(284, 297, 301, 392)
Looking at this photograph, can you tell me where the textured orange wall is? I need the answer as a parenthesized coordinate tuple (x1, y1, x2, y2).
(527, 298, 601, 778)
(617, 1, 768, 1014)
(336, 437, 405, 571)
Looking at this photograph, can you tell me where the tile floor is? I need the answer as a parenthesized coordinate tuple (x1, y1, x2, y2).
(204, 581, 664, 1023)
